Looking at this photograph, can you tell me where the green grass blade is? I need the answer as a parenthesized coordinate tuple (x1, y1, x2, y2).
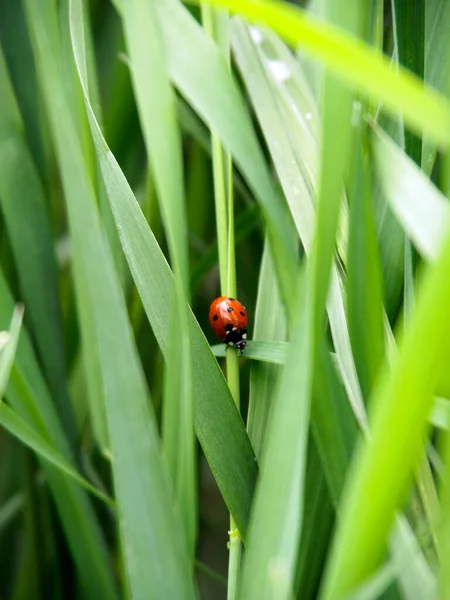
(70, 0, 258, 540)
(118, 0, 190, 297)
(422, 0, 450, 173)
(231, 20, 365, 426)
(152, 0, 299, 321)
(247, 237, 287, 457)
(371, 123, 450, 262)
(347, 126, 384, 402)
(0, 404, 112, 507)
(294, 438, 335, 599)
(239, 274, 313, 600)
(27, 1, 196, 596)
(202, 0, 450, 148)
(0, 0, 48, 175)
(0, 306, 23, 396)
(117, 0, 196, 556)
(0, 272, 117, 599)
(320, 223, 450, 598)
(0, 47, 73, 437)
(213, 341, 288, 363)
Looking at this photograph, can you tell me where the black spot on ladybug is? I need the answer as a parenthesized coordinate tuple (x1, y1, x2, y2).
(227, 307, 233, 313)
(240, 311, 245, 317)
(224, 323, 234, 332)
(212, 314, 219, 321)
(227, 297, 235, 301)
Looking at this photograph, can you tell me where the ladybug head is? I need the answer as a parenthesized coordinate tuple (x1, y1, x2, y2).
(234, 338, 247, 352)
(224, 327, 247, 354)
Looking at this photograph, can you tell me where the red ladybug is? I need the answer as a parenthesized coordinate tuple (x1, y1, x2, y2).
(209, 296, 248, 352)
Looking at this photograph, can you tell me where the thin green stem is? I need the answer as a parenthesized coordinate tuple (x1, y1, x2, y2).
(201, 4, 242, 598)
(201, 4, 229, 292)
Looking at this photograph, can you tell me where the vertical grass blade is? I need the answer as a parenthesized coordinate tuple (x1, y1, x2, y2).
(0, 306, 23, 396)
(0, 271, 117, 599)
(27, 0, 196, 596)
(70, 0, 258, 539)
(117, 0, 196, 557)
(0, 47, 73, 438)
(239, 274, 312, 600)
(153, 0, 299, 320)
(203, 0, 450, 147)
(320, 230, 450, 598)
(347, 126, 384, 402)
(247, 237, 287, 458)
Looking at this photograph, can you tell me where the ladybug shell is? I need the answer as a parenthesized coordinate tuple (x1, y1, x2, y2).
(209, 296, 247, 341)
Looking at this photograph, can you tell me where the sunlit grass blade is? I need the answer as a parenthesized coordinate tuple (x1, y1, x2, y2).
(320, 226, 450, 599)
(0, 306, 23, 396)
(70, 0, 258, 539)
(202, 0, 450, 147)
(371, 123, 450, 261)
(231, 19, 365, 425)
(27, 0, 197, 596)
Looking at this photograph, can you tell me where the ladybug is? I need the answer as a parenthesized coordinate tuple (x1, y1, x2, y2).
(209, 296, 248, 352)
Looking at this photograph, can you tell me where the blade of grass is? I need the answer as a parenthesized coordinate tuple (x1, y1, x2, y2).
(239, 272, 313, 600)
(212, 341, 287, 363)
(118, 0, 196, 557)
(422, 0, 450, 173)
(0, 307, 23, 396)
(231, 19, 365, 426)
(347, 124, 384, 402)
(371, 122, 450, 262)
(0, 0, 48, 176)
(202, 0, 450, 148)
(294, 436, 335, 599)
(0, 47, 73, 439)
(142, 0, 299, 321)
(0, 267, 117, 599)
(70, 0, 258, 540)
(320, 216, 450, 599)
(27, 1, 197, 596)
(247, 236, 287, 458)
(200, 6, 245, 595)
(0, 403, 113, 507)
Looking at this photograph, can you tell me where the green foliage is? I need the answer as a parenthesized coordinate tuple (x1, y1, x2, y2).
(0, 0, 449, 598)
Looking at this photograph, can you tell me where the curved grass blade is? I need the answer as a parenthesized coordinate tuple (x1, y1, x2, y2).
(202, 0, 450, 148)
(136, 0, 299, 321)
(0, 271, 117, 599)
(118, 0, 196, 557)
(371, 123, 450, 262)
(231, 20, 365, 425)
(320, 225, 450, 598)
(27, 1, 197, 596)
(0, 403, 113, 507)
(0, 47, 73, 438)
(70, 0, 258, 540)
